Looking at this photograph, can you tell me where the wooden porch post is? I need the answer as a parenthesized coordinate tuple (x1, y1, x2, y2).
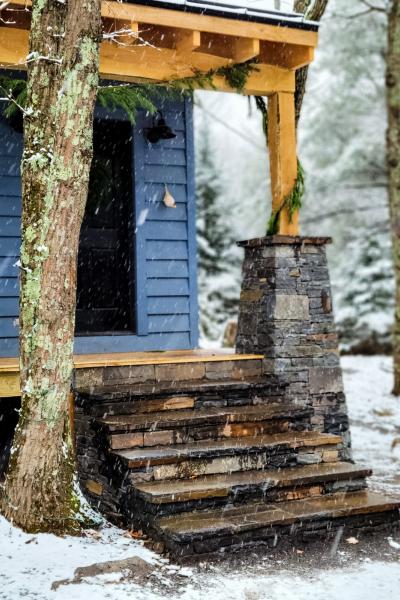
(268, 91, 299, 236)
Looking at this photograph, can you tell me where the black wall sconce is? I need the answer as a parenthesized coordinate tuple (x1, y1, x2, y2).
(146, 111, 177, 144)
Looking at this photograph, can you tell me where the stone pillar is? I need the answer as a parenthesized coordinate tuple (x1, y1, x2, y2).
(236, 236, 351, 456)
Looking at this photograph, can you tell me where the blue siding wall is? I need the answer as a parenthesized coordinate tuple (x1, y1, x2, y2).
(0, 97, 198, 357)
(0, 116, 22, 357)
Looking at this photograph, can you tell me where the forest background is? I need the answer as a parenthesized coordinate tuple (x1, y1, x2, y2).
(195, 0, 391, 353)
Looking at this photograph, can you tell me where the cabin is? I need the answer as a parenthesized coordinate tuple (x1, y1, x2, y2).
(0, 94, 198, 356)
(0, 0, 399, 558)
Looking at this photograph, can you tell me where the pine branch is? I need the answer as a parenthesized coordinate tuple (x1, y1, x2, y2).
(359, 0, 389, 13)
(267, 159, 305, 235)
(254, 96, 268, 144)
(0, 76, 27, 118)
(1, 61, 259, 128)
(96, 84, 161, 123)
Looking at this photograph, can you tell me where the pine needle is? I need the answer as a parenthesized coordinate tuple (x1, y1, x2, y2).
(0, 76, 27, 119)
(266, 159, 306, 235)
(1, 61, 259, 126)
(96, 84, 160, 123)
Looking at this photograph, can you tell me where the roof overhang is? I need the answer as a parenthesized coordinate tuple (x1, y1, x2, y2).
(118, 0, 319, 32)
(0, 0, 318, 95)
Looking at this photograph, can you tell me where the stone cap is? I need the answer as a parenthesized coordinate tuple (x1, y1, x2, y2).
(237, 235, 333, 248)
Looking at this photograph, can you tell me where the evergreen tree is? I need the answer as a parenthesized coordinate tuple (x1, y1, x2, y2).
(196, 115, 240, 342)
(387, 0, 400, 391)
(196, 124, 226, 277)
(336, 235, 394, 353)
(299, 0, 392, 352)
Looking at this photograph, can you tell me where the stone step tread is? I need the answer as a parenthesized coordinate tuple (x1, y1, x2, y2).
(157, 491, 400, 540)
(113, 431, 342, 468)
(77, 377, 275, 400)
(100, 404, 312, 432)
(134, 462, 372, 504)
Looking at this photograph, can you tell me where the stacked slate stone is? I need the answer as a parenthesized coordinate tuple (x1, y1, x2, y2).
(70, 241, 400, 557)
(236, 236, 351, 458)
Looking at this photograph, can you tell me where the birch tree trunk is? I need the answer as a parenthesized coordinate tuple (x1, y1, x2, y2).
(387, 0, 400, 394)
(1, 0, 101, 533)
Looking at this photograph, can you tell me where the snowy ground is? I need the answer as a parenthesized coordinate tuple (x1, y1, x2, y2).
(1, 355, 400, 600)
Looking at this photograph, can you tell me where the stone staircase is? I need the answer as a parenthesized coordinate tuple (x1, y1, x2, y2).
(75, 354, 400, 558)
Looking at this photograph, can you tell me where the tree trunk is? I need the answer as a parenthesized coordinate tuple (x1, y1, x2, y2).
(387, 0, 400, 394)
(294, 0, 329, 126)
(1, 0, 101, 533)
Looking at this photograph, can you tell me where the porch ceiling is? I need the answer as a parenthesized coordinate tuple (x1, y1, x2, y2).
(1, 1, 318, 95)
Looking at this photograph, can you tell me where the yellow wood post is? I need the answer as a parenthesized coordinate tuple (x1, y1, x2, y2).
(268, 91, 299, 236)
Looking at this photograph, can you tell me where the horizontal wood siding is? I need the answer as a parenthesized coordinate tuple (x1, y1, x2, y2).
(0, 116, 21, 356)
(135, 98, 198, 349)
(0, 97, 198, 357)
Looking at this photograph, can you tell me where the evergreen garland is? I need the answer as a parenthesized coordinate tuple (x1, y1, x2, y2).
(170, 60, 259, 94)
(0, 60, 258, 124)
(97, 83, 161, 122)
(1, 61, 306, 228)
(217, 61, 259, 93)
(267, 159, 305, 235)
(254, 95, 268, 142)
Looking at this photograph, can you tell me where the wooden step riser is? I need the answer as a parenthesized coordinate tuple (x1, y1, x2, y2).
(104, 413, 309, 435)
(85, 387, 284, 419)
(159, 509, 400, 558)
(81, 358, 265, 389)
(100, 405, 312, 436)
(121, 444, 340, 482)
(155, 491, 400, 557)
(108, 420, 311, 451)
(133, 479, 369, 520)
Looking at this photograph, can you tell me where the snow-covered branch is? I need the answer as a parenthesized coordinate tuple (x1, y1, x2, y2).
(102, 27, 160, 51)
(0, 86, 30, 116)
(0, 0, 16, 24)
(26, 51, 62, 65)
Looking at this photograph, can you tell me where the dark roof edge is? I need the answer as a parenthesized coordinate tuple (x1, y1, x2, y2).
(123, 0, 320, 33)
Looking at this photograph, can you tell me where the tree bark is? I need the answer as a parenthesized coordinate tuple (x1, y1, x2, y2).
(294, 0, 329, 126)
(387, 0, 400, 394)
(1, 0, 101, 533)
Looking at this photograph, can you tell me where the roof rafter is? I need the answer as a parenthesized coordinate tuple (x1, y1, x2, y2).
(1, 1, 316, 95)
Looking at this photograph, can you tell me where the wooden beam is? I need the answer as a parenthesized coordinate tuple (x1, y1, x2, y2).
(0, 373, 19, 398)
(234, 38, 260, 63)
(7, 0, 319, 47)
(209, 66, 295, 96)
(100, 40, 234, 81)
(0, 27, 295, 95)
(175, 29, 201, 54)
(0, 26, 27, 68)
(112, 20, 139, 46)
(260, 41, 314, 70)
(196, 33, 234, 60)
(102, 2, 319, 48)
(0, 350, 263, 373)
(196, 34, 259, 63)
(268, 92, 299, 235)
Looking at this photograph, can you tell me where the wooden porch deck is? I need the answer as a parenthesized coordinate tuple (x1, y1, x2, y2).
(0, 350, 263, 397)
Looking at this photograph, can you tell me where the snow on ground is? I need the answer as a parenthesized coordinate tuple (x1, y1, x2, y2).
(1, 356, 400, 600)
(343, 356, 400, 497)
